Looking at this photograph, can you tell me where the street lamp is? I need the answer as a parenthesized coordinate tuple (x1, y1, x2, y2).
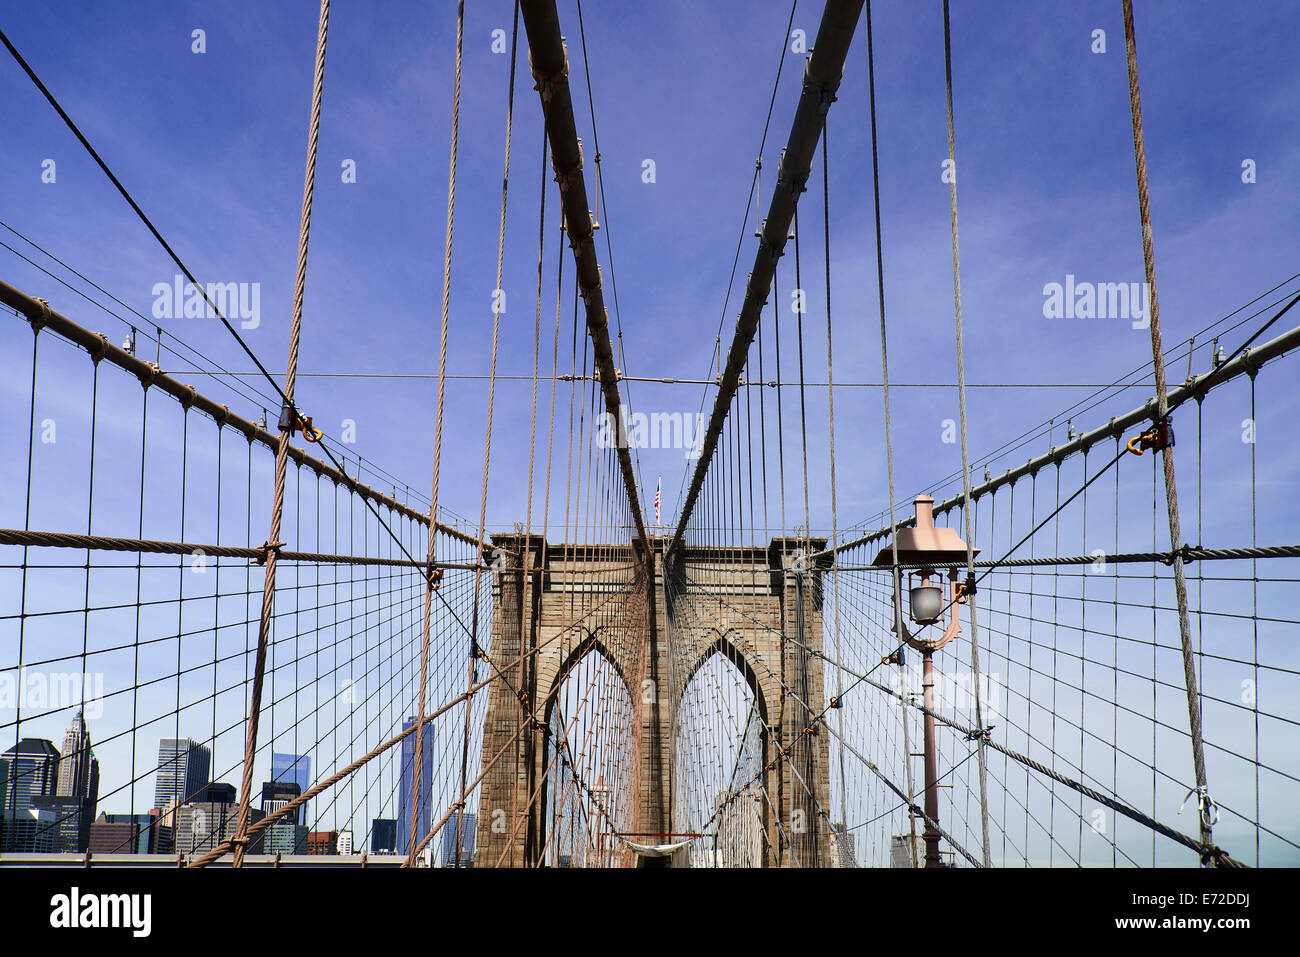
(873, 494, 977, 868)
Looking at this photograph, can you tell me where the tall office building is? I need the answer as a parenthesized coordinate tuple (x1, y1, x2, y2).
(271, 752, 311, 824)
(153, 738, 211, 811)
(174, 784, 263, 855)
(370, 818, 397, 854)
(29, 795, 89, 852)
(395, 717, 433, 857)
(261, 780, 308, 855)
(261, 780, 302, 823)
(443, 810, 476, 867)
(828, 822, 857, 868)
(52, 711, 99, 851)
(55, 711, 93, 796)
(194, 782, 236, 804)
(1, 738, 60, 851)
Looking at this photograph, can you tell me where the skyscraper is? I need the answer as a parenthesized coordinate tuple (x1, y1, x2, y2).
(54, 711, 99, 851)
(260, 780, 302, 824)
(153, 738, 211, 811)
(370, 817, 397, 854)
(55, 711, 93, 797)
(443, 810, 476, 867)
(261, 780, 308, 855)
(1, 738, 60, 851)
(396, 717, 433, 857)
(271, 752, 311, 824)
(174, 782, 263, 855)
(829, 822, 857, 868)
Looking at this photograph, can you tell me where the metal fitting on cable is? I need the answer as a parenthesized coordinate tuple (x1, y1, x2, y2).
(279, 400, 324, 443)
(32, 296, 51, 333)
(530, 54, 569, 103)
(254, 540, 284, 566)
(1126, 418, 1174, 456)
(1179, 784, 1220, 829)
(802, 58, 842, 113)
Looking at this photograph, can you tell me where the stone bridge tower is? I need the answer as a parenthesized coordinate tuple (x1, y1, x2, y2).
(472, 534, 832, 867)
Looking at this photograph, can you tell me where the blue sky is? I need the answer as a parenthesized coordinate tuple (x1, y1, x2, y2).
(1, 1, 1296, 533)
(1, 1, 1298, 861)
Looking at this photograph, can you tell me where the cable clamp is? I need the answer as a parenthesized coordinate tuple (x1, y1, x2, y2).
(531, 50, 569, 103)
(29, 296, 52, 334)
(554, 162, 583, 196)
(1126, 418, 1174, 456)
(802, 57, 841, 113)
(254, 540, 284, 565)
(1179, 784, 1220, 829)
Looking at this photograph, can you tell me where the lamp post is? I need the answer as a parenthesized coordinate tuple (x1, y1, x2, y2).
(873, 495, 977, 868)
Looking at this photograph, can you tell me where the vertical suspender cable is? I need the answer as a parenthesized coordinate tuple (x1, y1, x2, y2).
(232, 0, 331, 869)
(863, 0, 917, 869)
(821, 118, 850, 861)
(459, 0, 520, 864)
(940, 0, 993, 868)
(1120, 0, 1216, 857)
(408, 0, 466, 868)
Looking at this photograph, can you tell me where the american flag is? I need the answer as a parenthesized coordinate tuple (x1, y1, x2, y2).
(654, 476, 661, 524)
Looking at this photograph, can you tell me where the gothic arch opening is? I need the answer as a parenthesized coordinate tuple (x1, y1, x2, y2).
(673, 630, 771, 867)
(537, 629, 637, 867)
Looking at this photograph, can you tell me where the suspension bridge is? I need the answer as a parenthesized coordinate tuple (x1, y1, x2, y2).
(1, 0, 1297, 874)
